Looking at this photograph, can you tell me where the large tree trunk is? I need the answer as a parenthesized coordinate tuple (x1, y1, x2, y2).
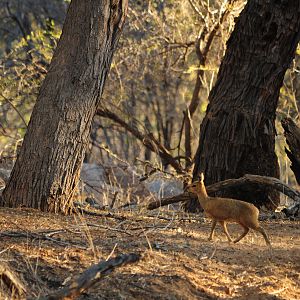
(187, 0, 300, 212)
(1, 0, 128, 213)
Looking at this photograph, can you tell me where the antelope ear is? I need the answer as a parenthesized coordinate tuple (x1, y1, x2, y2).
(200, 173, 204, 183)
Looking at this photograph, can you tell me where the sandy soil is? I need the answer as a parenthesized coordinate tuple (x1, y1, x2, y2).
(0, 207, 299, 299)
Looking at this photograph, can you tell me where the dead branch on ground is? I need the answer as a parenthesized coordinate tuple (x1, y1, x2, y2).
(147, 174, 300, 210)
(0, 230, 87, 249)
(86, 223, 133, 236)
(74, 205, 126, 221)
(147, 193, 192, 210)
(0, 263, 26, 298)
(42, 253, 140, 300)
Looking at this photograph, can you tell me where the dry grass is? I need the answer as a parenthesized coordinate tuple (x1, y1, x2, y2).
(0, 207, 299, 299)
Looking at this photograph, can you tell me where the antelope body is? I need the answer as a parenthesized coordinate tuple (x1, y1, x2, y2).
(188, 174, 271, 246)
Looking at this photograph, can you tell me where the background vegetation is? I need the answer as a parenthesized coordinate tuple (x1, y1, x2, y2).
(1, 0, 300, 186)
(0, 2, 299, 299)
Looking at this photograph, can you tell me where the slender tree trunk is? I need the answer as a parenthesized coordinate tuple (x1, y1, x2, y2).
(187, 0, 300, 212)
(1, 0, 128, 213)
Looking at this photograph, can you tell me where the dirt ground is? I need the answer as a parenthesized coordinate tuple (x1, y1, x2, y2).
(0, 206, 299, 299)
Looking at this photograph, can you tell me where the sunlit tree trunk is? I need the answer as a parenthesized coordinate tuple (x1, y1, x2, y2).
(1, 0, 128, 213)
(186, 0, 300, 211)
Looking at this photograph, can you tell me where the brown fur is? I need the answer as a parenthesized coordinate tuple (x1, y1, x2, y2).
(188, 173, 271, 246)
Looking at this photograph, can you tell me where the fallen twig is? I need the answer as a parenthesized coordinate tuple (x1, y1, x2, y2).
(74, 205, 126, 221)
(0, 262, 26, 297)
(0, 231, 87, 249)
(147, 193, 192, 210)
(41, 253, 140, 300)
(86, 223, 133, 236)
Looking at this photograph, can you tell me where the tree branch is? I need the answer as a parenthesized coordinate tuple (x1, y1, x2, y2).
(147, 174, 300, 210)
(96, 108, 184, 173)
(42, 253, 140, 300)
(0, 263, 26, 298)
(0, 94, 28, 128)
(183, 2, 233, 168)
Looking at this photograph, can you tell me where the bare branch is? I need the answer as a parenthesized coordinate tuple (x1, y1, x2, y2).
(0, 263, 26, 298)
(147, 192, 192, 210)
(5, 2, 27, 40)
(96, 108, 184, 173)
(0, 94, 28, 128)
(187, 0, 207, 24)
(42, 253, 140, 300)
(184, 2, 233, 167)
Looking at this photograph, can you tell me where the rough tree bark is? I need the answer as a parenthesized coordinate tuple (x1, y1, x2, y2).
(187, 0, 300, 211)
(281, 117, 300, 185)
(1, 0, 128, 213)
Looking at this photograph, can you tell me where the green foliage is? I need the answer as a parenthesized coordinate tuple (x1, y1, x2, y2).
(0, 22, 61, 150)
